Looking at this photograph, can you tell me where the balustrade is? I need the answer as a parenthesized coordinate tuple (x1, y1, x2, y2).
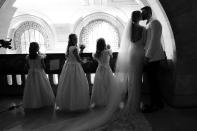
(0, 53, 118, 96)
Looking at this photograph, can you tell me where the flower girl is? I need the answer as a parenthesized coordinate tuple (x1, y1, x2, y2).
(23, 42, 55, 109)
(56, 34, 90, 111)
(91, 38, 114, 108)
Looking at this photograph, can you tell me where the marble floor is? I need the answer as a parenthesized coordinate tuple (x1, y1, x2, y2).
(0, 96, 197, 131)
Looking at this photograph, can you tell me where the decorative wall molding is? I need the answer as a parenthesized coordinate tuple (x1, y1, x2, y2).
(111, 0, 138, 5)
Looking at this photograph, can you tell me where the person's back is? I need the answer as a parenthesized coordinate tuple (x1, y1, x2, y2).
(67, 46, 79, 64)
(131, 24, 146, 68)
(56, 33, 90, 111)
(96, 49, 112, 67)
(27, 55, 43, 70)
(91, 38, 113, 108)
(23, 42, 54, 109)
(150, 20, 162, 44)
(145, 19, 165, 62)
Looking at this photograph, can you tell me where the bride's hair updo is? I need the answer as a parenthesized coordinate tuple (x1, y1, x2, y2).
(131, 11, 143, 43)
(94, 38, 106, 59)
(132, 11, 141, 23)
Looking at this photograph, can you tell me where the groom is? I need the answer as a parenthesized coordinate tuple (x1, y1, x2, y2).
(141, 6, 166, 112)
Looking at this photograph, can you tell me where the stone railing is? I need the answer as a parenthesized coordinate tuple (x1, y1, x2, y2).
(0, 53, 118, 96)
(0, 53, 177, 107)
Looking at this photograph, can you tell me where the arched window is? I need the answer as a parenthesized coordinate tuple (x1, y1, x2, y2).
(79, 20, 120, 52)
(20, 29, 45, 53)
(14, 21, 49, 53)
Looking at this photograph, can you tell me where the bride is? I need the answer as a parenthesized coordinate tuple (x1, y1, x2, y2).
(66, 10, 148, 131)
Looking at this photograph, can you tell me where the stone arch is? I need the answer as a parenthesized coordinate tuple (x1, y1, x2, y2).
(73, 12, 124, 39)
(7, 14, 55, 53)
(73, 12, 124, 52)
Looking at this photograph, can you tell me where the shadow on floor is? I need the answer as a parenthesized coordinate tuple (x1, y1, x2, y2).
(1, 96, 197, 131)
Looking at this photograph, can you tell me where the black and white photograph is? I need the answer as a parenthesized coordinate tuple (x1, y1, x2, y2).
(0, 0, 196, 130)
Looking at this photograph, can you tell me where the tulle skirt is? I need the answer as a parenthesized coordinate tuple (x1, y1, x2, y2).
(91, 65, 114, 107)
(56, 61, 90, 111)
(23, 69, 55, 108)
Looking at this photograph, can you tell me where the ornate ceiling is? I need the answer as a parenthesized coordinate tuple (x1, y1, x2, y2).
(0, 0, 138, 9)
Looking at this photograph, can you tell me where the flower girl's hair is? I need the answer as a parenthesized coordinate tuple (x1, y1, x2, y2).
(29, 42, 39, 59)
(94, 38, 106, 59)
